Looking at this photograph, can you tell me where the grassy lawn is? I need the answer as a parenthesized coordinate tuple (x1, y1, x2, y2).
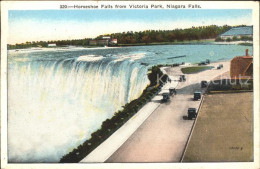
(181, 66, 214, 74)
(183, 92, 253, 162)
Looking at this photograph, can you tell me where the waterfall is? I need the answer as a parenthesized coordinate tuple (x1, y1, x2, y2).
(8, 54, 149, 162)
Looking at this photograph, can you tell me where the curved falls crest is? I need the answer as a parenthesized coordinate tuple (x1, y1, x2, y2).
(8, 55, 149, 162)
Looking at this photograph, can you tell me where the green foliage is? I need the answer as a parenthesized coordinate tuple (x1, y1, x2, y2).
(226, 38, 232, 42)
(232, 36, 238, 41)
(215, 37, 224, 42)
(147, 66, 168, 86)
(238, 43, 253, 46)
(240, 36, 253, 41)
(181, 66, 214, 74)
(7, 38, 92, 49)
(109, 25, 232, 45)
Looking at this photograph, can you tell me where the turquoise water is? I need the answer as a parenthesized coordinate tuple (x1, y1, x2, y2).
(7, 44, 252, 162)
(132, 44, 253, 65)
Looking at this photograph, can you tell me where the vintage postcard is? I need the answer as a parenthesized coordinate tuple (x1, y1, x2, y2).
(1, 1, 259, 169)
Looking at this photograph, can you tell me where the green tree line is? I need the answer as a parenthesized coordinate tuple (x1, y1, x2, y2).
(7, 38, 92, 50)
(106, 25, 232, 44)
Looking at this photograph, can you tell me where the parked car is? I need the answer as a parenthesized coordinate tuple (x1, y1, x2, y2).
(179, 75, 186, 82)
(217, 64, 223, 69)
(201, 81, 207, 88)
(188, 108, 197, 120)
(161, 93, 170, 103)
(194, 92, 201, 100)
(169, 88, 176, 95)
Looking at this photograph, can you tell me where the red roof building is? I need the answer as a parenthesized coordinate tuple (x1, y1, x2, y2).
(230, 49, 253, 79)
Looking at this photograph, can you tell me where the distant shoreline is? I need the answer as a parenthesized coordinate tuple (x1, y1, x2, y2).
(8, 39, 253, 52)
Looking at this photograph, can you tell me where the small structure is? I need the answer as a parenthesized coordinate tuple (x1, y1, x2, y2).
(48, 43, 56, 47)
(193, 92, 201, 101)
(219, 26, 253, 40)
(97, 39, 109, 46)
(230, 49, 253, 79)
(89, 38, 117, 46)
(188, 108, 197, 120)
(110, 39, 118, 44)
(102, 36, 111, 39)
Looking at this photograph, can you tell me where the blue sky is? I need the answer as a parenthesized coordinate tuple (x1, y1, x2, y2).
(8, 9, 252, 44)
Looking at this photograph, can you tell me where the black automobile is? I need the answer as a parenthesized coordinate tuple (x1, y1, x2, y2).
(188, 108, 197, 120)
(161, 93, 170, 103)
(194, 92, 201, 100)
(169, 88, 176, 95)
(217, 64, 223, 69)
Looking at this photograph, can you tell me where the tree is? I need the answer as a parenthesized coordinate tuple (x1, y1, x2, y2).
(141, 35, 151, 44)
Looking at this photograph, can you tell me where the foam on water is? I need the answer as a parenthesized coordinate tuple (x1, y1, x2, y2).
(114, 52, 146, 62)
(8, 54, 149, 162)
(77, 55, 104, 61)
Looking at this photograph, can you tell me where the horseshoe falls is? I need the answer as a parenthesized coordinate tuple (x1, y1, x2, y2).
(8, 49, 149, 162)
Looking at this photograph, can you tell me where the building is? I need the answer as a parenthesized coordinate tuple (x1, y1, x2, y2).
(219, 26, 253, 40)
(89, 38, 117, 46)
(48, 43, 56, 47)
(110, 39, 118, 44)
(89, 39, 108, 46)
(97, 39, 109, 46)
(89, 40, 97, 45)
(102, 36, 111, 39)
(230, 49, 253, 79)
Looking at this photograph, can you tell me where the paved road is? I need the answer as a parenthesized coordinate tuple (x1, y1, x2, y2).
(106, 61, 230, 162)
